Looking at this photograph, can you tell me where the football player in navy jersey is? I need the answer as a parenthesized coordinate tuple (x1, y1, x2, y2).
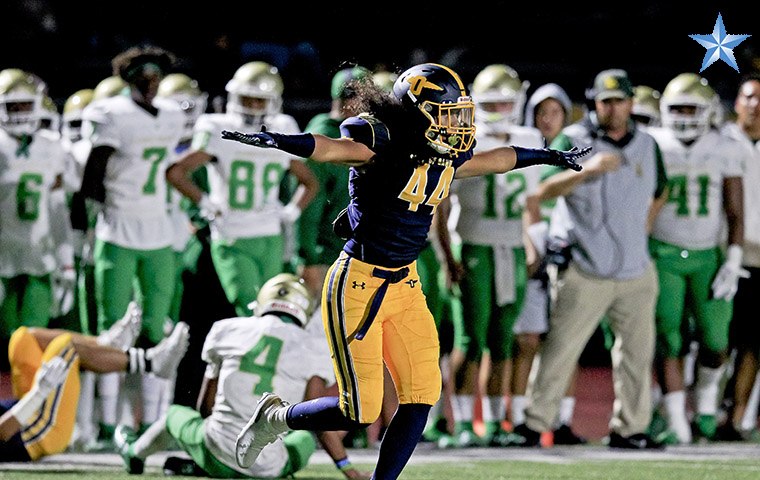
(223, 63, 590, 480)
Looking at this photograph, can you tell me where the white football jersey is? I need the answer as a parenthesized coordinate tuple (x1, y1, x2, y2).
(649, 128, 744, 249)
(0, 129, 68, 276)
(201, 314, 334, 477)
(61, 138, 92, 193)
(192, 113, 299, 241)
(82, 96, 185, 249)
(722, 122, 760, 267)
(453, 125, 543, 247)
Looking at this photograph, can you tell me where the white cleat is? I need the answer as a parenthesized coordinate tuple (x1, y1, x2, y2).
(97, 301, 142, 350)
(235, 392, 290, 468)
(146, 322, 190, 378)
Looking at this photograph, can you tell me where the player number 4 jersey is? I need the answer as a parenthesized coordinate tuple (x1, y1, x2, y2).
(201, 315, 333, 477)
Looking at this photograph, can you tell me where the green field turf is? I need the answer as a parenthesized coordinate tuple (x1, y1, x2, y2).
(3, 459, 760, 480)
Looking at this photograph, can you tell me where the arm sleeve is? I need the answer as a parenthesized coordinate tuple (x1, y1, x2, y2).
(339, 114, 390, 153)
(653, 141, 668, 198)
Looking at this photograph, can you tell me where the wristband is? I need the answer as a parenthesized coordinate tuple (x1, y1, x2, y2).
(270, 132, 316, 158)
(335, 457, 352, 471)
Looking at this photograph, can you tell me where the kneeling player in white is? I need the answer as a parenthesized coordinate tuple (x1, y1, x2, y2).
(115, 273, 369, 479)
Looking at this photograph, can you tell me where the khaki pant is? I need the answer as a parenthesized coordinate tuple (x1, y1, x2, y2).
(525, 262, 658, 436)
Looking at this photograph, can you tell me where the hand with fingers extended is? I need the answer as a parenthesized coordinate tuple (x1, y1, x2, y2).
(546, 145, 591, 172)
(221, 126, 278, 148)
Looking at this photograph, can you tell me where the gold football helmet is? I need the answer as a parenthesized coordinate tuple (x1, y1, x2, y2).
(471, 64, 529, 130)
(254, 273, 315, 327)
(631, 85, 661, 127)
(225, 61, 283, 121)
(62, 89, 95, 143)
(93, 75, 129, 100)
(661, 73, 719, 141)
(157, 73, 208, 138)
(40, 95, 60, 132)
(0, 68, 46, 135)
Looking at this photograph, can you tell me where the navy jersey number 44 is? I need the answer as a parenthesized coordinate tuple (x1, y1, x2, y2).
(339, 114, 471, 268)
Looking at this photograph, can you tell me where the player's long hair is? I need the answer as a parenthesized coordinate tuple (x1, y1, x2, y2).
(345, 78, 432, 164)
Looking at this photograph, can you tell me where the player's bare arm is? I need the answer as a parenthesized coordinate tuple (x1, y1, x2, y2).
(221, 128, 374, 166)
(455, 144, 590, 179)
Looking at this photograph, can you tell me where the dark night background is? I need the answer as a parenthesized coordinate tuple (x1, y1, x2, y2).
(3, 1, 759, 127)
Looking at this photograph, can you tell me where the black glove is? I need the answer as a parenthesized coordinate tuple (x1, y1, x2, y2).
(221, 126, 278, 148)
(513, 142, 591, 172)
(221, 126, 316, 158)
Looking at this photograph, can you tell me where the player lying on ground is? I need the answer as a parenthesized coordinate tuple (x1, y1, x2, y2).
(0, 304, 190, 462)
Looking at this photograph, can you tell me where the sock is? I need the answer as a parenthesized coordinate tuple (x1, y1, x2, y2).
(372, 404, 430, 480)
(483, 395, 506, 424)
(663, 390, 691, 443)
(558, 397, 576, 426)
(98, 372, 121, 426)
(286, 397, 362, 431)
(424, 397, 443, 431)
(452, 394, 474, 423)
(75, 371, 97, 442)
(511, 395, 528, 426)
(8, 387, 48, 424)
(127, 348, 152, 374)
(140, 374, 165, 425)
(132, 413, 171, 459)
(695, 365, 725, 415)
(741, 371, 760, 431)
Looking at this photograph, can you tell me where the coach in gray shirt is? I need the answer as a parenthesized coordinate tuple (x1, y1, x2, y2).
(515, 69, 669, 449)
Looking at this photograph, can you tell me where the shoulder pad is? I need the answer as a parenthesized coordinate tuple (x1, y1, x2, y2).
(339, 113, 390, 152)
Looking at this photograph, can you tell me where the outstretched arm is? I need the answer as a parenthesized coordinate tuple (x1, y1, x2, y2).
(455, 144, 589, 179)
(221, 128, 374, 166)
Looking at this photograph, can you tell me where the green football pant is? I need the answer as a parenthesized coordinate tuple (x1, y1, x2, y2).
(94, 239, 175, 345)
(211, 235, 283, 317)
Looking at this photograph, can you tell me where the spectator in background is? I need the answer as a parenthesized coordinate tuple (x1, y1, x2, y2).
(518, 69, 669, 450)
(516, 82, 586, 445)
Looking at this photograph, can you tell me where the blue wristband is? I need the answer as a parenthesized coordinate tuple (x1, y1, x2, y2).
(335, 457, 352, 471)
(270, 132, 316, 158)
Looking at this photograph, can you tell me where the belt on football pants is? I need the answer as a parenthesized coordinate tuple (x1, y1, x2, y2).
(348, 266, 410, 343)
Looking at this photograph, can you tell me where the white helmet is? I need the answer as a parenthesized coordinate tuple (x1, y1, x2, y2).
(471, 64, 529, 131)
(0, 68, 46, 135)
(254, 273, 315, 327)
(157, 73, 208, 139)
(631, 85, 661, 127)
(225, 61, 283, 123)
(660, 73, 719, 142)
(62, 89, 94, 143)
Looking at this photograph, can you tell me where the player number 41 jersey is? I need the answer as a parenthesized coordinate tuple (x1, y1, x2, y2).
(648, 128, 744, 249)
